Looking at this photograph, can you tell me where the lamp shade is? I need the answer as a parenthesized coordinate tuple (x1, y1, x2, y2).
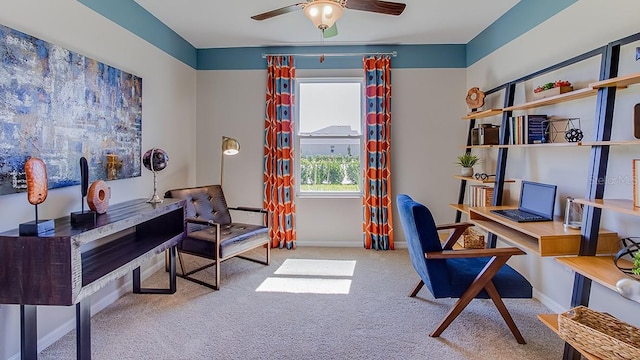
(222, 136, 240, 155)
(304, 0, 344, 30)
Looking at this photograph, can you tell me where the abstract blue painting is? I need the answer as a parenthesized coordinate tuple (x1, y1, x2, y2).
(0, 22, 142, 195)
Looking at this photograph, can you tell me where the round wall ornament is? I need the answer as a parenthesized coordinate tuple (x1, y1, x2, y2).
(466, 87, 485, 109)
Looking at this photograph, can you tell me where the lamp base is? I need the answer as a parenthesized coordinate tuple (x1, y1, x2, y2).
(147, 193, 163, 204)
(70, 211, 97, 225)
(19, 219, 54, 236)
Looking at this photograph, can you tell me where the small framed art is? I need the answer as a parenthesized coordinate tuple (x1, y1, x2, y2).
(634, 159, 640, 207)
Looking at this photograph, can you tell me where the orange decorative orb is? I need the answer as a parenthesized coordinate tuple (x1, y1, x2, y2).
(87, 180, 110, 214)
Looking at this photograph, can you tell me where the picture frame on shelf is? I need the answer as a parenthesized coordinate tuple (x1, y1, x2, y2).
(634, 159, 640, 207)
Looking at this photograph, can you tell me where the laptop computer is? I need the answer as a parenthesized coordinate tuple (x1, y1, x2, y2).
(490, 181, 557, 222)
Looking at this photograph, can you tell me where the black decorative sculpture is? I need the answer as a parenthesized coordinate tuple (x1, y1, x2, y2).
(70, 157, 96, 224)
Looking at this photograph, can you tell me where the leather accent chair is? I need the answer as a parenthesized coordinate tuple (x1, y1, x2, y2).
(396, 194, 532, 343)
(164, 185, 270, 290)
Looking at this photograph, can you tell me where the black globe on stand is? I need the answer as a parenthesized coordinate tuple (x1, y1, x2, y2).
(143, 148, 169, 203)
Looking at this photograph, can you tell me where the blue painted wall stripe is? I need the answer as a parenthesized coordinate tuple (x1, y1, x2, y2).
(466, 0, 578, 66)
(77, 0, 197, 68)
(78, 0, 576, 71)
(197, 44, 466, 70)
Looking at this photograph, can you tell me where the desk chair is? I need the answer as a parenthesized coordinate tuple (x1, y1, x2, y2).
(396, 194, 532, 344)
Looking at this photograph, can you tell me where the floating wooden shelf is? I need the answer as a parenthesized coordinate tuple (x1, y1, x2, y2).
(590, 71, 640, 89)
(537, 314, 601, 360)
(556, 256, 631, 292)
(504, 87, 598, 111)
(453, 175, 515, 184)
(468, 206, 619, 257)
(462, 109, 503, 120)
(573, 198, 640, 217)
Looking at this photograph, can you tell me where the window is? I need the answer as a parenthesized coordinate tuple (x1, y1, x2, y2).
(295, 78, 364, 197)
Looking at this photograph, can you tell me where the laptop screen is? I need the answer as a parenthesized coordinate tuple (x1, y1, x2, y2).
(519, 181, 557, 219)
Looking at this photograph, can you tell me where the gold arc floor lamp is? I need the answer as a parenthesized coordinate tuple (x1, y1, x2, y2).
(220, 136, 240, 188)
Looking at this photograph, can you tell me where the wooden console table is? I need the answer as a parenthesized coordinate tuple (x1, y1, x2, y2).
(0, 198, 187, 360)
(468, 206, 618, 256)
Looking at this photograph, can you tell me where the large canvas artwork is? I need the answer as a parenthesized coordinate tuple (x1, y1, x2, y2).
(0, 23, 142, 196)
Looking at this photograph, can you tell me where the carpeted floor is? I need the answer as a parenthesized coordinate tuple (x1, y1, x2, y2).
(39, 247, 564, 359)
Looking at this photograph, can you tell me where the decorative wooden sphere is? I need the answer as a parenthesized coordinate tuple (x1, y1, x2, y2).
(466, 87, 486, 109)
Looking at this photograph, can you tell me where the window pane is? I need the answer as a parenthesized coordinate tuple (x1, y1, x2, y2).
(297, 80, 363, 195)
(299, 137, 360, 193)
(299, 83, 361, 135)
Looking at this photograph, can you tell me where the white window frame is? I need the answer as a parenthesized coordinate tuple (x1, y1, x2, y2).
(295, 77, 365, 198)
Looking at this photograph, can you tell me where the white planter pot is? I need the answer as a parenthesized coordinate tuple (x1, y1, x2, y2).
(461, 167, 474, 177)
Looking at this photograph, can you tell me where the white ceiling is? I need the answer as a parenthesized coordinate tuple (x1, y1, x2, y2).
(133, 0, 521, 49)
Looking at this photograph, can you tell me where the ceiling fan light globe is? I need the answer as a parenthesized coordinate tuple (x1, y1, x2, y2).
(304, 1, 343, 32)
(323, 5, 333, 16)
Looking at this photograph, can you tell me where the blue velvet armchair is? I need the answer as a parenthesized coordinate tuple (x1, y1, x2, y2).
(396, 194, 532, 344)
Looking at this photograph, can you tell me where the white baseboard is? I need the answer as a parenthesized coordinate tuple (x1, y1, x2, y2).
(296, 240, 407, 249)
(297, 240, 363, 247)
(8, 257, 165, 360)
(533, 288, 566, 314)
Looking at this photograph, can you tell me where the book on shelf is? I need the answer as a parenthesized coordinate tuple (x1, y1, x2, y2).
(508, 115, 548, 144)
(468, 185, 494, 207)
(527, 115, 548, 144)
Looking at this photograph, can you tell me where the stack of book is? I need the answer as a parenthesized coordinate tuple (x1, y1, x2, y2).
(468, 185, 494, 207)
(508, 114, 548, 144)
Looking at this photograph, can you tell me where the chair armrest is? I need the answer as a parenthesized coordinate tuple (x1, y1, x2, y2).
(436, 222, 474, 250)
(425, 247, 525, 260)
(436, 222, 473, 231)
(186, 218, 218, 226)
(228, 206, 267, 214)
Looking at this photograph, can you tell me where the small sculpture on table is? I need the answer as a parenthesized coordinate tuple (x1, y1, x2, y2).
(87, 179, 110, 215)
(143, 147, 169, 204)
(71, 157, 97, 225)
(19, 158, 54, 235)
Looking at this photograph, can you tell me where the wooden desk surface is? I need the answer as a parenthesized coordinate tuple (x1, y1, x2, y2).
(468, 206, 618, 256)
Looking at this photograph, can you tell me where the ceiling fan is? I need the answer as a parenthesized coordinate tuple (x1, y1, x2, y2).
(251, 0, 407, 38)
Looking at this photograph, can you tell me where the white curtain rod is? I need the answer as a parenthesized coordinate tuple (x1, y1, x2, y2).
(261, 51, 397, 58)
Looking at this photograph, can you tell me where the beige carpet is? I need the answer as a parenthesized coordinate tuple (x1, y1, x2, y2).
(39, 247, 564, 359)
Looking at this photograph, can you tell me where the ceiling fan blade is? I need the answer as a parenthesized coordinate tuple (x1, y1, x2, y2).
(344, 0, 406, 16)
(251, 3, 306, 21)
(323, 23, 338, 38)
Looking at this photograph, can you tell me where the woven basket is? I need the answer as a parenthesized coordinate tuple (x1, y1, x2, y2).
(558, 306, 640, 359)
(462, 228, 485, 249)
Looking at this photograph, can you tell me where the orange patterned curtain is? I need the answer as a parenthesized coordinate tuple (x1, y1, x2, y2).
(363, 55, 393, 250)
(263, 56, 296, 249)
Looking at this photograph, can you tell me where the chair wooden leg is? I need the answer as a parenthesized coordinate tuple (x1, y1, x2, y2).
(409, 280, 425, 297)
(430, 255, 510, 338)
(485, 281, 526, 344)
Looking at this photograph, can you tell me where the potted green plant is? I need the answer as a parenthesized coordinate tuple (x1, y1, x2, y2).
(633, 251, 640, 276)
(456, 153, 480, 177)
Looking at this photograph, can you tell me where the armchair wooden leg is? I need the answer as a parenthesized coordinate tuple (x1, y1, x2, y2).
(485, 281, 526, 344)
(430, 255, 510, 338)
(409, 280, 425, 297)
